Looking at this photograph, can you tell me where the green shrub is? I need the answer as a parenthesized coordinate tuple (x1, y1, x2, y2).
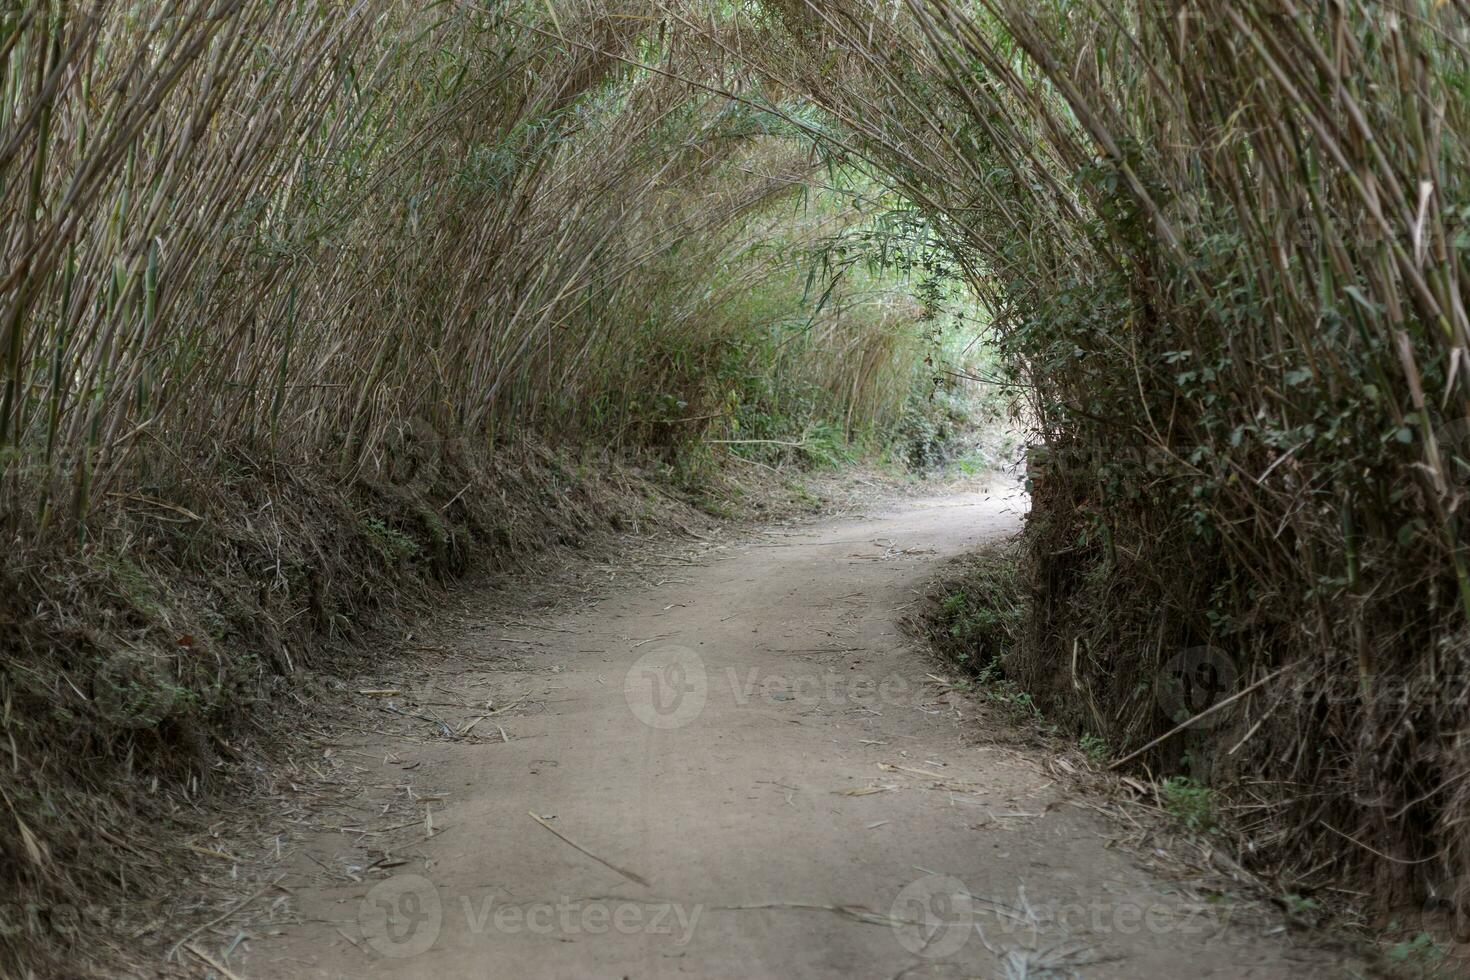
(927, 545, 1026, 676)
(360, 517, 420, 565)
(1160, 777, 1219, 834)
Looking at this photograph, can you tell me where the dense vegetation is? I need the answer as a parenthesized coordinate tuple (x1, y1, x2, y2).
(0, 3, 958, 524)
(0, 5, 990, 972)
(728, 0, 1470, 930)
(5, 0, 1470, 972)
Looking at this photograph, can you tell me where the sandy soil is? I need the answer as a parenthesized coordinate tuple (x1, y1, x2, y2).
(232, 487, 1364, 979)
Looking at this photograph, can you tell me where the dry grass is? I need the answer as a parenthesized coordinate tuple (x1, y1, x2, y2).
(1, 435, 687, 973)
(0, 1, 916, 535)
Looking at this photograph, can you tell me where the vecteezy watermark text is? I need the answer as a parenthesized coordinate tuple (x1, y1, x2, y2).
(357, 874, 703, 959)
(622, 645, 961, 729)
(888, 872, 1233, 960)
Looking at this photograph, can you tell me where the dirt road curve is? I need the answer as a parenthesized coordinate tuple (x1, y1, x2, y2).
(246, 490, 1355, 979)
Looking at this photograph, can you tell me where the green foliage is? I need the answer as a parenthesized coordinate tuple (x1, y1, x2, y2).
(1078, 733, 1110, 766)
(931, 548, 1025, 674)
(96, 556, 165, 622)
(1159, 777, 1219, 834)
(359, 517, 421, 565)
(896, 382, 985, 470)
(93, 650, 199, 730)
(1385, 931, 1448, 978)
(920, 545, 1037, 730)
(1279, 893, 1321, 919)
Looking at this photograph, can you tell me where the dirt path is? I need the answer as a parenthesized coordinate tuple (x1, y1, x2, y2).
(242, 489, 1358, 979)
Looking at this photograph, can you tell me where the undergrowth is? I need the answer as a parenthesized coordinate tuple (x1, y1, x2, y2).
(913, 540, 1047, 728)
(1, 437, 719, 975)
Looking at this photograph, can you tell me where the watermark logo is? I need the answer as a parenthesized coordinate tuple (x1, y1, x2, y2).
(726, 667, 916, 709)
(359, 873, 442, 958)
(476, 897, 703, 944)
(890, 874, 975, 958)
(1155, 646, 1238, 729)
(624, 645, 707, 729)
(887, 874, 1235, 961)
